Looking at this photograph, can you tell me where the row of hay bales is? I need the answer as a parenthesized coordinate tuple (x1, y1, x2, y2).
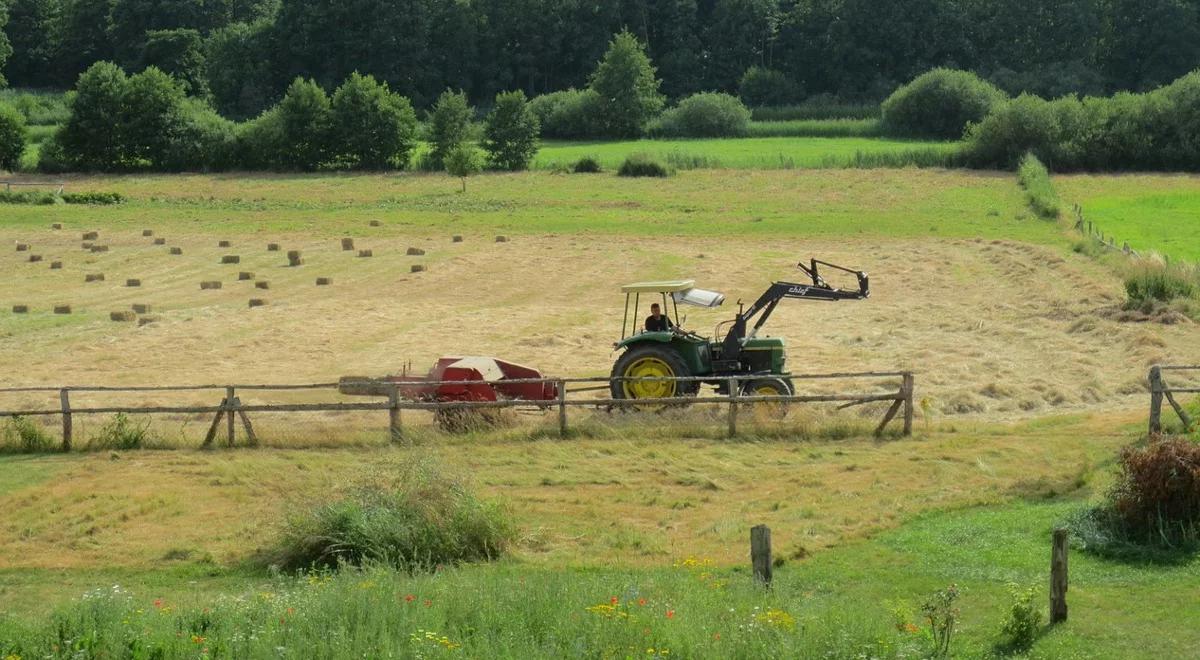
(9, 223, 511, 320)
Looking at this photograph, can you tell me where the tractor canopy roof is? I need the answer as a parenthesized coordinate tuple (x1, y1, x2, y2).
(620, 280, 725, 308)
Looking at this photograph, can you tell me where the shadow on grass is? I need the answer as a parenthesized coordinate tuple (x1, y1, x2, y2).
(1064, 505, 1200, 567)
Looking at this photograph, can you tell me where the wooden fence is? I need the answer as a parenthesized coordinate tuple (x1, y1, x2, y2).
(0, 371, 914, 450)
(1149, 365, 1199, 435)
(1073, 204, 1139, 258)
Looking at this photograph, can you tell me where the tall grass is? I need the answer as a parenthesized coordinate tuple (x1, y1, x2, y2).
(821, 147, 964, 170)
(0, 564, 916, 658)
(746, 119, 882, 138)
(0, 89, 69, 126)
(1016, 153, 1061, 219)
(1123, 260, 1197, 305)
(751, 101, 880, 121)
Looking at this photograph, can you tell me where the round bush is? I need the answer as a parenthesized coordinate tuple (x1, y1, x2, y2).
(964, 94, 1085, 169)
(617, 153, 671, 177)
(529, 88, 600, 139)
(572, 156, 601, 173)
(882, 68, 1006, 139)
(0, 103, 27, 171)
(738, 67, 801, 108)
(650, 92, 750, 138)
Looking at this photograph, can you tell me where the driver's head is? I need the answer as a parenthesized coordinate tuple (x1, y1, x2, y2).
(650, 303, 661, 317)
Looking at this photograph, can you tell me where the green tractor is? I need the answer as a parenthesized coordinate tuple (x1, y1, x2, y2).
(610, 259, 869, 402)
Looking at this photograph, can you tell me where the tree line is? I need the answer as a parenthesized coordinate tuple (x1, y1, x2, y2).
(3, 0, 1200, 119)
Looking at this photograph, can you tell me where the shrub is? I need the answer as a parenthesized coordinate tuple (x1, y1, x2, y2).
(920, 584, 960, 659)
(1124, 261, 1197, 305)
(571, 156, 601, 173)
(427, 89, 473, 171)
(964, 94, 1086, 170)
(882, 68, 1007, 139)
(330, 72, 419, 170)
(141, 28, 210, 99)
(89, 413, 150, 450)
(617, 153, 671, 177)
(0, 89, 69, 125)
(588, 30, 665, 138)
(269, 455, 514, 572)
(445, 144, 482, 192)
(997, 583, 1042, 653)
(1, 415, 54, 453)
(272, 77, 334, 171)
(35, 130, 72, 173)
(482, 90, 539, 171)
(160, 99, 239, 172)
(61, 191, 125, 204)
(1016, 153, 1060, 219)
(0, 102, 26, 171)
(751, 96, 879, 121)
(121, 67, 190, 167)
(649, 92, 750, 138)
(738, 66, 801, 107)
(528, 88, 600, 139)
(58, 61, 131, 170)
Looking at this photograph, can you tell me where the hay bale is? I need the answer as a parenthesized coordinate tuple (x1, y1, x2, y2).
(82, 231, 98, 240)
(255, 280, 269, 289)
(341, 237, 355, 250)
(287, 250, 303, 266)
(248, 298, 267, 308)
(153, 237, 166, 245)
(110, 310, 136, 322)
(90, 245, 108, 253)
(369, 220, 382, 227)
(495, 235, 509, 243)
(238, 271, 254, 280)
(452, 235, 463, 242)
(81, 242, 92, 249)
(411, 264, 426, 273)
(142, 229, 154, 237)
(15, 243, 28, 251)
(125, 278, 141, 287)
(218, 240, 231, 247)
(51, 223, 63, 230)
(200, 280, 222, 290)
(406, 247, 425, 256)
(12, 305, 28, 313)
(169, 247, 183, 255)
(220, 255, 240, 264)
(267, 243, 281, 251)
(49, 261, 62, 269)
(53, 305, 71, 314)
(357, 249, 373, 258)
(316, 277, 332, 285)
(138, 315, 160, 326)
(85, 273, 105, 282)
(28, 254, 42, 262)
(132, 304, 151, 314)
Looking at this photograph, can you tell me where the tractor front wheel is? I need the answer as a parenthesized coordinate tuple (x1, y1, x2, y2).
(610, 344, 697, 403)
(740, 377, 794, 423)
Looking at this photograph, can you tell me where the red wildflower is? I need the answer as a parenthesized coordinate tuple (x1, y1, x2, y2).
(713, 633, 721, 641)
(637, 598, 646, 606)
(405, 594, 416, 602)
(611, 596, 619, 605)
(153, 599, 164, 609)
(666, 609, 675, 619)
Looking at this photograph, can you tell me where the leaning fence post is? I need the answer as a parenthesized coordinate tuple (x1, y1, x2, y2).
(1050, 529, 1069, 624)
(388, 385, 403, 444)
(902, 372, 914, 436)
(727, 377, 739, 437)
(751, 524, 772, 587)
(225, 386, 236, 446)
(557, 379, 568, 438)
(59, 388, 72, 452)
(1149, 366, 1163, 436)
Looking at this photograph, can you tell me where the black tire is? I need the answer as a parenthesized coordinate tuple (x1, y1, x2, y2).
(609, 343, 697, 401)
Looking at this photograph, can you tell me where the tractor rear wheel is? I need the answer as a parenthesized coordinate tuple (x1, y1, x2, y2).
(740, 377, 793, 423)
(610, 344, 697, 403)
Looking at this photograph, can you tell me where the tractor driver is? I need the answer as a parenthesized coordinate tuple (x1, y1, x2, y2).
(645, 303, 675, 332)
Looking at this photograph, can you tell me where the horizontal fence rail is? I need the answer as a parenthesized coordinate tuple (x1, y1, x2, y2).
(1149, 365, 1198, 435)
(0, 371, 914, 450)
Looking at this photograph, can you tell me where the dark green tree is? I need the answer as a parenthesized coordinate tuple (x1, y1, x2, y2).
(142, 28, 210, 98)
(273, 77, 332, 170)
(588, 30, 664, 138)
(444, 143, 481, 192)
(0, 3, 11, 87)
(205, 19, 276, 119)
(58, 61, 130, 169)
(427, 89, 472, 170)
(330, 72, 419, 170)
(702, 0, 778, 93)
(52, 0, 116, 87)
(482, 90, 539, 171)
(738, 66, 801, 107)
(0, 102, 26, 170)
(121, 66, 188, 164)
(4, 0, 58, 87)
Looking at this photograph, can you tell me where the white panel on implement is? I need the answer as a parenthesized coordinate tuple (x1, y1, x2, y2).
(672, 287, 725, 308)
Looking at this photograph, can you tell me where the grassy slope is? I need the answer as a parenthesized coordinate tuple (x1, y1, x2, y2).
(535, 136, 959, 170)
(1056, 174, 1200, 261)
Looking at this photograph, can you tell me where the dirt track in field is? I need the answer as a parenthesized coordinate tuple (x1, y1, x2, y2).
(2, 227, 1197, 420)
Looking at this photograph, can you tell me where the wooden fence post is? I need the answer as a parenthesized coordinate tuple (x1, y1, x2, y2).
(388, 385, 403, 444)
(751, 524, 772, 586)
(902, 372, 914, 436)
(59, 388, 72, 452)
(727, 377, 739, 437)
(1050, 528, 1069, 624)
(225, 386, 236, 446)
(557, 379, 567, 438)
(1149, 366, 1163, 436)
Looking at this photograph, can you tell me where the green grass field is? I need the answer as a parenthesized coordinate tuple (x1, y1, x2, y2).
(1056, 174, 1200, 262)
(534, 136, 959, 170)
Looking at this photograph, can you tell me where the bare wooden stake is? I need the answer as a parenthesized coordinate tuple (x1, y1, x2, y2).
(727, 377, 739, 437)
(1149, 366, 1164, 436)
(557, 379, 568, 438)
(902, 372, 914, 436)
(388, 385, 403, 444)
(751, 524, 772, 586)
(226, 387, 236, 446)
(60, 388, 72, 452)
(1050, 529, 1069, 624)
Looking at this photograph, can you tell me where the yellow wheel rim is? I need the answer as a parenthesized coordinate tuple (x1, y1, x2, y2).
(749, 384, 787, 423)
(622, 357, 677, 400)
